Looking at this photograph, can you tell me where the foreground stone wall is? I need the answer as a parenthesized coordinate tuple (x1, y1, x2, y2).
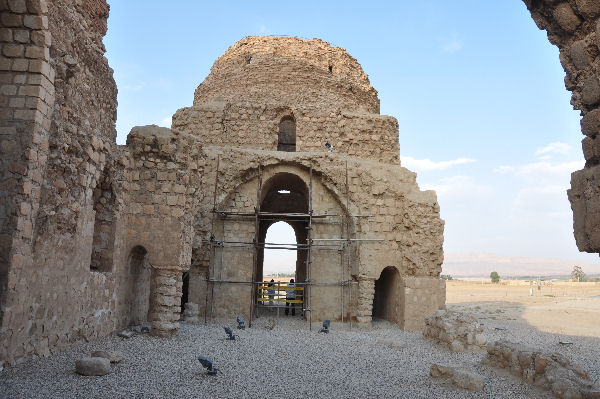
(0, 0, 121, 364)
(0, 1, 201, 365)
(523, 0, 600, 253)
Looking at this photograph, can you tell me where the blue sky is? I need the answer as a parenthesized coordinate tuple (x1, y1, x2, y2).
(104, 1, 599, 273)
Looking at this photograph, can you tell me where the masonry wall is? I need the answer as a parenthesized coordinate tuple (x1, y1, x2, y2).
(189, 147, 444, 327)
(173, 103, 399, 164)
(0, 0, 123, 365)
(0, 0, 204, 365)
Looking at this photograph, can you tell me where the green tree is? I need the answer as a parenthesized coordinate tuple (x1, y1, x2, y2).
(440, 274, 453, 280)
(490, 271, 500, 283)
(571, 265, 586, 282)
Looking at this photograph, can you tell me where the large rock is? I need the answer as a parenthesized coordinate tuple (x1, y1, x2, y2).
(75, 357, 111, 376)
(430, 364, 486, 391)
(452, 369, 486, 391)
(430, 364, 454, 378)
(423, 309, 486, 351)
(486, 340, 598, 398)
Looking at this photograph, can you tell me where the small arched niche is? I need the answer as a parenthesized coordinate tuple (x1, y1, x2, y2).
(90, 168, 115, 272)
(277, 116, 296, 152)
(128, 246, 153, 326)
(372, 266, 402, 325)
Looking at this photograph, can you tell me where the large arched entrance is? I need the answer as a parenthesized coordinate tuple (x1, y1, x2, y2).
(372, 266, 403, 326)
(256, 172, 308, 317)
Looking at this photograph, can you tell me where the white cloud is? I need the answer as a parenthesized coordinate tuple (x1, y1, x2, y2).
(423, 175, 491, 197)
(515, 160, 582, 178)
(158, 116, 172, 128)
(493, 165, 515, 174)
(402, 156, 475, 172)
(442, 39, 463, 53)
(534, 142, 571, 157)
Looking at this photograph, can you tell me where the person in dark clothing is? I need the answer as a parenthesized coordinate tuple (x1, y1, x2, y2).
(285, 278, 296, 316)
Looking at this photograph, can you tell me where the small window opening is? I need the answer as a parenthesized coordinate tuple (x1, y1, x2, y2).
(328, 65, 333, 73)
(278, 189, 291, 194)
(277, 116, 296, 152)
(248, 56, 253, 64)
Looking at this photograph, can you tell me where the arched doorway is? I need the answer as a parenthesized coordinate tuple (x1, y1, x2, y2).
(256, 172, 308, 316)
(372, 266, 402, 325)
(128, 245, 153, 325)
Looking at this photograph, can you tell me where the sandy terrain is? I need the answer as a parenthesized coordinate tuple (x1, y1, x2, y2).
(447, 280, 600, 338)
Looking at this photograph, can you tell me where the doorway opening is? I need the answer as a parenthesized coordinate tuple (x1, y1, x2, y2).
(372, 266, 402, 325)
(128, 245, 153, 326)
(256, 172, 308, 316)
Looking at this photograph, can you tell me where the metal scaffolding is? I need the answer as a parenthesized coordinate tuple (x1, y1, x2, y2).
(203, 157, 381, 329)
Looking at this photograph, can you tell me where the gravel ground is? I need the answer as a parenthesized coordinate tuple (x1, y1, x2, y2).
(0, 314, 597, 399)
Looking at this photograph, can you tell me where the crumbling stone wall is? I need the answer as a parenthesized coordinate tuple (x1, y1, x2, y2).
(523, 0, 600, 253)
(0, 0, 201, 365)
(485, 340, 599, 398)
(0, 0, 120, 365)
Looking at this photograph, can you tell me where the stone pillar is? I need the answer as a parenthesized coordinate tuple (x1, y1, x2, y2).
(355, 278, 374, 328)
(150, 269, 182, 337)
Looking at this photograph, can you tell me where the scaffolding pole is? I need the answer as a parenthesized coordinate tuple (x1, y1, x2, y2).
(345, 160, 352, 330)
(205, 154, 220, 324)
(306, 164, 313, 330)
(249, 164, 262, 328)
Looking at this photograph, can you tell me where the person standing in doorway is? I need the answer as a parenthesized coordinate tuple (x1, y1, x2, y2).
(268, 279, 275, 307)
(285, 278, 296, 316)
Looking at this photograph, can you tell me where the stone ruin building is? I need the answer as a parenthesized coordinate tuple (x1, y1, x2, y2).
(0, 0, 599, 367)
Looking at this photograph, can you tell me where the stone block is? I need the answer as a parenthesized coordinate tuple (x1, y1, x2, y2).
(575, 0, 600, 19)
(2, 43, 24, 57)
(581, 109, 600, 137)
(451, 369, 486, 391)
(23, 14, 47, 29)
(582, 136, 600, 162)
(26, 0, 48, 14)
(8, 0, 27, 13)
(1, 12, 23, 27)
(570, 40, 590, 70)
(25, 45, 45, 60)
(582, 76, 600, 106)
(75, 357, 110, 376)
(552, 3, 581, 32)
(12, 29, 29, 43)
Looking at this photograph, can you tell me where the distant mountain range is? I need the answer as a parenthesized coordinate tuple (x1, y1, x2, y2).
(442, 252, 600, 277)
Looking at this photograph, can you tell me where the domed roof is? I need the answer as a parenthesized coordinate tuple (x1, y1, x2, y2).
(193, 36, 380, 113)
